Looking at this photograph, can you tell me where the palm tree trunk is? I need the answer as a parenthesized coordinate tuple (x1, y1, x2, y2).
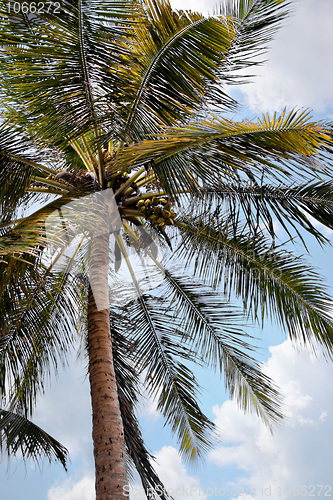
(87, 231, 127, 499)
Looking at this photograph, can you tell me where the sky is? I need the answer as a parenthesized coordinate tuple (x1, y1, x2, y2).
(1, 0, 333, 499)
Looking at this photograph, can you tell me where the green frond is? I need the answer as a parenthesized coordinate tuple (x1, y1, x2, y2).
(196, 0, 291, 110)
(0, 0, 139, 146)
(121, 0, 292, 137)
(159, 272, 283, 425)
(0, 191, 94, 256)
(176, 217, 333, 359)
(0, 122, 63, 223)
(217, 0, 290, 79)
(122, 0, 233, 138)
(190, 179, 333, 245)
(112, 109, 333, 197)
(113, 294, 215, 463)
(0, 408, 68, 470)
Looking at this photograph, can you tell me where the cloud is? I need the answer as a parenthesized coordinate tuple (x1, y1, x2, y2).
(239, 0, 333, 114)
(209, 341, 333, 499)
(47, 445, 206, 500)
(129, 446, 207, 499)
(47, 475, 95, 500)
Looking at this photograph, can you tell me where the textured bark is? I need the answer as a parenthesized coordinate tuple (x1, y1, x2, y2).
(88, 232, 127, 499)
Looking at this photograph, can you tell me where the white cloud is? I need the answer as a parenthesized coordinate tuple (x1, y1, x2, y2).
(129, 446, 207, 499)
(47, 475, 95, 500)
(154, 446, 205, 499)
(209, 341, 333, 499)
(240, 0, 333, 114)
(47, 446, 206, 500)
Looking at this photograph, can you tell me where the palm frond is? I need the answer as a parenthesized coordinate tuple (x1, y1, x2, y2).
(0, 408, 68, 470)
(158, 271, 283, 425)
(113, 294, 215, 463)
(217, 0, 290, 80)
(0, 192, 93, 256)
(0, 0, 139, 146)
(0, 122, 62, 223)
(176, 216, 333, 359)
(112, 109, 333, 197)
(189, 179, 333, 245)
(197, 0, 291, 110)
(0, 263, 84, 416)
(121, 0, 233, 139)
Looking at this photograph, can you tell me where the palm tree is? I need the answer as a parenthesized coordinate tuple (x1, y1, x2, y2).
(1, 0, 333, 498)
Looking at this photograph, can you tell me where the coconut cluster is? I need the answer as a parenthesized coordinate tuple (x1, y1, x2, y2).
(136, 197, 176, 230)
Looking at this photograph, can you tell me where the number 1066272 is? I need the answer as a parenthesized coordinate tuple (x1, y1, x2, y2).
(7, 2, 61, 14)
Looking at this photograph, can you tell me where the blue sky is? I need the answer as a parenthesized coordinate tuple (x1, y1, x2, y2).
(1, 0, 333, 499)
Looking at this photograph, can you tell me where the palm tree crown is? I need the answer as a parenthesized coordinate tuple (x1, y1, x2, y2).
(1, 0, 333, 498)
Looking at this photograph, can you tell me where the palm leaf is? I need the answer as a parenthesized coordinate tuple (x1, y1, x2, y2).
(176, 216, 333, 359)
(189, 179, 333, 245)
(122, 0, 292, 137)
(0, 409, 68, 470)
(159, 271, 283, 425)
(113, 294, 215, 463)
(121, 0, 233, 139)
(0, 262, 84, 416)
(217, 0, 290, 78)
(199, 0, 291, 110)
(112, 109, 333, 198)
(0, 0, 139, 147)
(0, 191, 95, 256)
(0, 122, 64, 223)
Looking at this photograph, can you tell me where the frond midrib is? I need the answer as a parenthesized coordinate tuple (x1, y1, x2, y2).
(201, 185, 333, 207)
